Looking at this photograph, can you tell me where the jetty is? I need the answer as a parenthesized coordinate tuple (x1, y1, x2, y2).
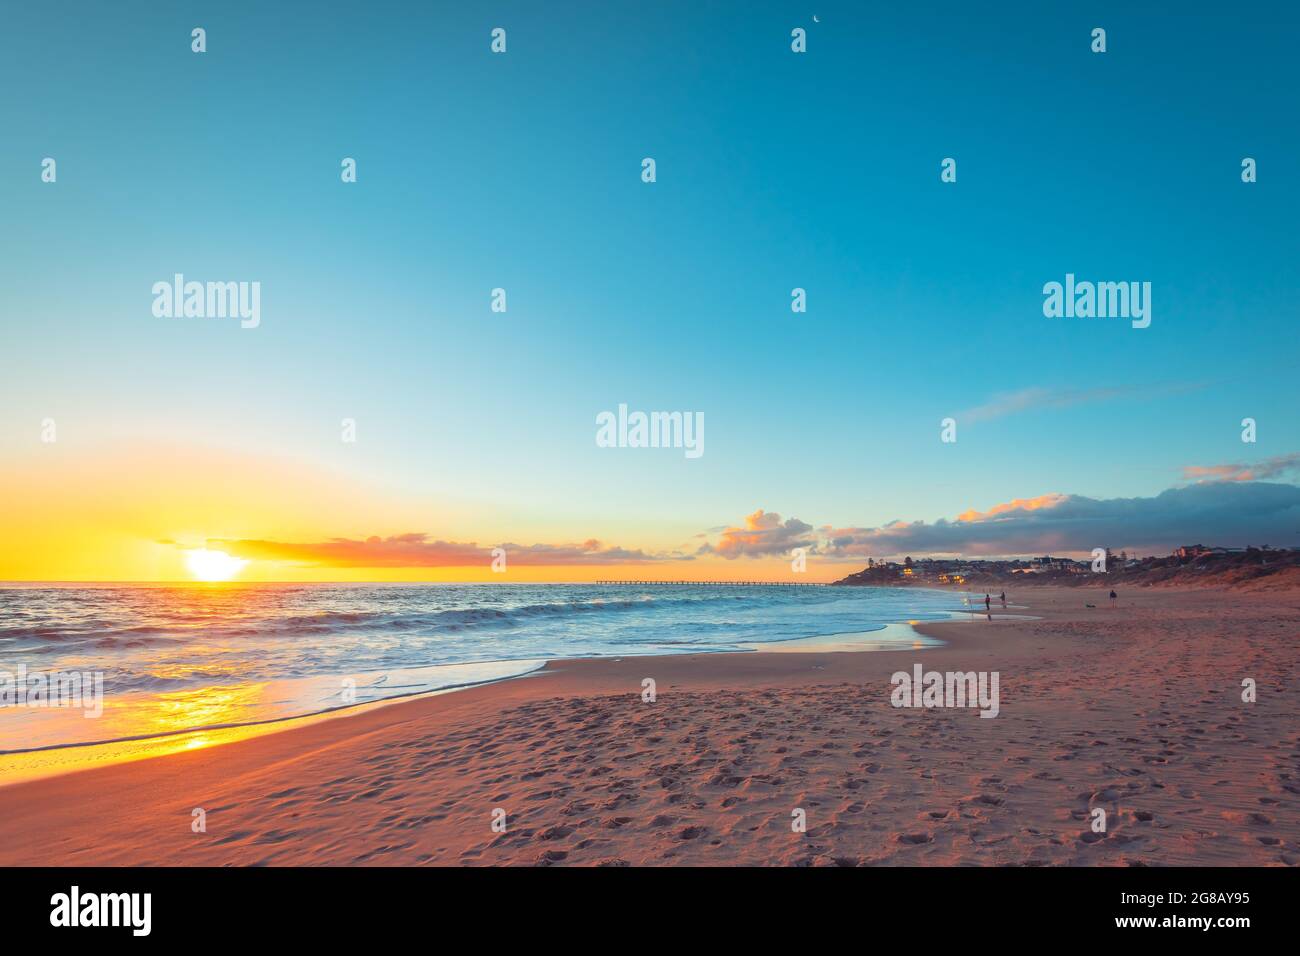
(593, 580, 831, 587)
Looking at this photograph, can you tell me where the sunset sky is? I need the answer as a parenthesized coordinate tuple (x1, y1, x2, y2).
(2, 2, 1297, 582)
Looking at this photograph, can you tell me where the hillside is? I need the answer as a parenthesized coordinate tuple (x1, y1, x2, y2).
(833, 548, 1300, 592)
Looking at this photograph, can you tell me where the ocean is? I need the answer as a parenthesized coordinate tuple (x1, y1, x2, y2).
(0, 583, 959, 752)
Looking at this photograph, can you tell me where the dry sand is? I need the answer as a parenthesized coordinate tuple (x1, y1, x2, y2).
(0, 586, 1296, 866)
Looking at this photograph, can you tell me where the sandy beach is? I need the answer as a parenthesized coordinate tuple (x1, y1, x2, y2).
(1, 586, 1296, 867)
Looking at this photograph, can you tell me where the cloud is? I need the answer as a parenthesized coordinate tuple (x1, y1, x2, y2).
(1182, 453, 1300, 484)
(817, 481, 1300, 558)
(698, 509, 817, 559)
(203, 533, 689, 568)
(958, 387, 1128, 424)
(955, 493, 1070, 522)
(193, 463, 1300, 570)
(958, 382, 1201, 424)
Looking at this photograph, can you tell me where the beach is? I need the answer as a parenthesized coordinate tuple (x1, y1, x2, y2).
(0, 585, 1296, 866)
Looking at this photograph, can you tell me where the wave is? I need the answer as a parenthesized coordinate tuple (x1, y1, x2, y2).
(0, 588, 943, 649)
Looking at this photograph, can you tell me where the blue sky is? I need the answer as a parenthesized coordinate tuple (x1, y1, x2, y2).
(1, 1, 1297, 576)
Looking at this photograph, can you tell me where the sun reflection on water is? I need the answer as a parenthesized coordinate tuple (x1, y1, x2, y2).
(143, 682, 271, 736)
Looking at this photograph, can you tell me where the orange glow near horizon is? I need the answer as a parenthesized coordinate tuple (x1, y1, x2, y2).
(0, 441, 857, 583)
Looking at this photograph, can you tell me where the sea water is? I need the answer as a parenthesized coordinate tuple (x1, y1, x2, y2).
(0, 583, 955, 751)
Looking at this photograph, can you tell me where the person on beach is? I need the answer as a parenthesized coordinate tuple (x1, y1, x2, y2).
(1109, 589, 1117, 608)
(1000, 591, 1007, 608)
(984, 594, 991, 611)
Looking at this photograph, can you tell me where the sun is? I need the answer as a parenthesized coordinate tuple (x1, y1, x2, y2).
(183, 548, 248, 582)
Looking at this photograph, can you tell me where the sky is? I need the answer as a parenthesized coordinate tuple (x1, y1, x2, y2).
(1, 1, 1297, 582)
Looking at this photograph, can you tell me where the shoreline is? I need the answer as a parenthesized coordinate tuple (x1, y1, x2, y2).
(0, 585, 1295, 865)
(0, 600, 970, 779)
(0, 601, 1026, 791)
(0, 659, 554, 762)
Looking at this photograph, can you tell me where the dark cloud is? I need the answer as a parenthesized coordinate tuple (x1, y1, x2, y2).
(817, 482, 1300, 558)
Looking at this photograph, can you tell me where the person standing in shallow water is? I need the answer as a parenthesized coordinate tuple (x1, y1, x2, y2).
(1109, 589, 1117, 608)
(1000, 591, 1007, 608)
(984, 593, 991, 611)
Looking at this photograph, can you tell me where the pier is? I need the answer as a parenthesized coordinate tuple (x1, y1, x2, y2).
(593, 580, 832, 587)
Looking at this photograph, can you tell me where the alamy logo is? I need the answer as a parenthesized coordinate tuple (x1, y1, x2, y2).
(595, 404, 704, 459)
(1042, 273, 1150, 329)
(152, 274, 261, 329)
(1, 665, 103, 718)
(50, 886, 151, 936)
(890, 663, 1000, 718)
